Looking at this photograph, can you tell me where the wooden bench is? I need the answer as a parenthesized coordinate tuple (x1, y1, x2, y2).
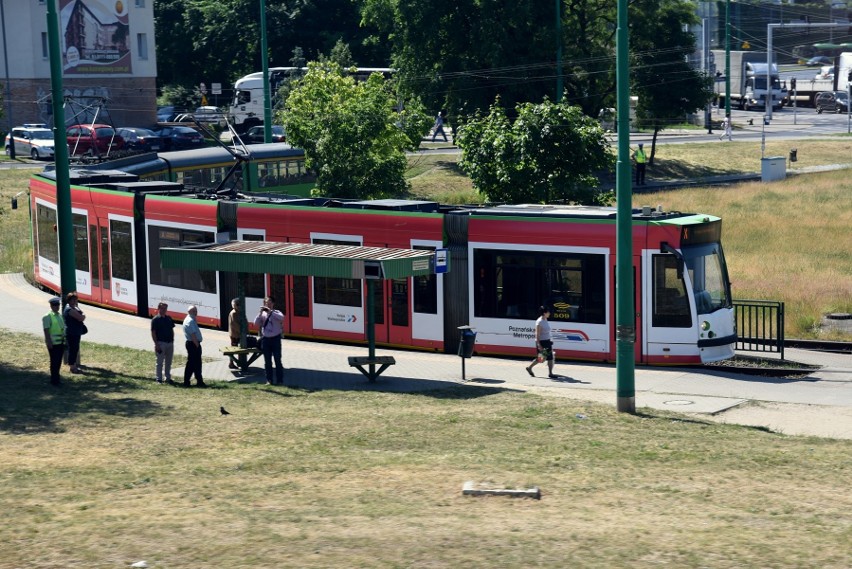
(221, 346, 263, 372)
(347, 355, 396, 382)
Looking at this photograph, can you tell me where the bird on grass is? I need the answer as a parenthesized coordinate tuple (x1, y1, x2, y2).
(220, 406, 231, 415)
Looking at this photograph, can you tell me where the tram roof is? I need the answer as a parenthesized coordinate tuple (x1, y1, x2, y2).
(159, 240, 438, 279)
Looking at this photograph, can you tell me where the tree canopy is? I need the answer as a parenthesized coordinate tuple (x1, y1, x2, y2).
(456, 98, 614, 205)
(281, 62, 431, 199)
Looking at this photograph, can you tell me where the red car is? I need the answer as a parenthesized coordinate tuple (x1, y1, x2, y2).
(66, 124, 125, 157)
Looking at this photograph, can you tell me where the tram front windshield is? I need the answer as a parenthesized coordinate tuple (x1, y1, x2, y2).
(682, 243, 731, 314)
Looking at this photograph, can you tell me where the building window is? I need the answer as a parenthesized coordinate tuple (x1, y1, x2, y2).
(137, 34, 148, 60)
(41, 33, 48, 59)
(135, 0, 146, 7)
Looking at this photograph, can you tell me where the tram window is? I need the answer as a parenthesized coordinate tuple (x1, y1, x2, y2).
(313, 238, 362, 307)
(241, 233, 265, 298)
(473, 249, 605, 324)
(100, 227, 110, 288)
(148, 225, 216, 293)
(293, 275, 309, 317)
(413, 245, 437, 314)
(270, 277, 287, 315)
(652, 255, 691, 328)
(89, 225, 99, 287)
(391, 278, 408, 326)
(73, 213, 90, 274)
(110, 220, 134, 281)
(36, 204, 59, 263)
(373, 280, 385, 325)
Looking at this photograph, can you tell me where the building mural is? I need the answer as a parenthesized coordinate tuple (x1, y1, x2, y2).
(60, 0, 131, 74)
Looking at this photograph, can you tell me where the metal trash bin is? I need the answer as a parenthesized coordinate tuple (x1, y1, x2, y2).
(458, 327, 477, 359)
(789, 148, 797, 162)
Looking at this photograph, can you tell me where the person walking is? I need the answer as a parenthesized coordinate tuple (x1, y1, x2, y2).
(151, 302, 176, 384)
(632, 143, 648, 186)
(431, 111, 448, 143)
(42, 296, 66, 386)
(227, 298, 241, 369)
(254, 296, 285, 385)
(182, 306, 206, 387)
(719, 115, 732, 141)
(525, 306, 557, 379)
(62, 291, 87, 374)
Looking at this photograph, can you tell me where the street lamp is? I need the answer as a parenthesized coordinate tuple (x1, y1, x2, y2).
(1, 0, 14, 159)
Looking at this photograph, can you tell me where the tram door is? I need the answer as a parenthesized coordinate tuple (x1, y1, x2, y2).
(371, 278, 412, 346)
(287, 275, 313, 336)
(642, 252, 695, 362)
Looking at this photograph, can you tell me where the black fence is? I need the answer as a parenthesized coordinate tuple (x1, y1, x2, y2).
(733, 300, 785, 359)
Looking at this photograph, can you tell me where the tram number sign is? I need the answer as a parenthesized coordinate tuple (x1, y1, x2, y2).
(434, 248, 449, 274)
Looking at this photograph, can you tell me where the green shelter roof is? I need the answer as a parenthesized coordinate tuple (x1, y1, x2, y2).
(159, 240, 439, 279)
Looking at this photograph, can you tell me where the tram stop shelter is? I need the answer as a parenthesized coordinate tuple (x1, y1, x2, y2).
(159, 240, 443, 381)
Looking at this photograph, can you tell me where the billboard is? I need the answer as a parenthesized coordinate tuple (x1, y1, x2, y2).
(60, 0, 132, 74)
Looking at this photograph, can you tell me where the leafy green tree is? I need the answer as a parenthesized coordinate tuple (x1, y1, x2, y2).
(281, 62, 431, 199)
(631, 0, 714, 163)
(457, 98, 614, 205)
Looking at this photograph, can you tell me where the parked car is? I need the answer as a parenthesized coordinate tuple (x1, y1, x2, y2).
(116, 127, 163, 152)
(806, 55, 832, 67)
(192, 106, 226, 126)
(4, 124, 56, 160)
(66, 124, 124, 157)
(815, 91, 849, 114)
(245, 125, 286, 144)
(155, 125, 205, 150)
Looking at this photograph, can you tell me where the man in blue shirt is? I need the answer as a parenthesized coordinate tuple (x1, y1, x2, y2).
(182, 306, 206, 387)
(254, 296, 285, 385)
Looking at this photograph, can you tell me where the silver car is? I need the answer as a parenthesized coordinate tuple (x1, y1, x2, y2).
(4, 125, 56, 160)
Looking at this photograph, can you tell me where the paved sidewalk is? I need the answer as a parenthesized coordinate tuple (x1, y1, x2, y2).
(4, 273, 852, 439)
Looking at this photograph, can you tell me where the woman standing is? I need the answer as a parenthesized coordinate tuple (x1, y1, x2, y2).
(526, 306, 557, 379)
(63, 292, 87, 374)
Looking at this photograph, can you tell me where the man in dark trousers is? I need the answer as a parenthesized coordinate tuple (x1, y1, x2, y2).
(151, 302, 176, 384)
(182, 305, 206, 387)
(254, 296, 285, 385)
(42, 296, 65, 386)
(632, 143, 648, 186)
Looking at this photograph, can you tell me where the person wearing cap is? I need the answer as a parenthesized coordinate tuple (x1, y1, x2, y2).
(42, 297, 66, 386)
(632, 143, 648, 186)
(182, 306, 206, 387)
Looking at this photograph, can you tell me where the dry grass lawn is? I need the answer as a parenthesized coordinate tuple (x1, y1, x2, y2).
(1, 329, 851, 568)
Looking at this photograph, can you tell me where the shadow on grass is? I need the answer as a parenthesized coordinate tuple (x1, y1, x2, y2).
(229, 367, 517, 400)
(0, 361, 167, 435)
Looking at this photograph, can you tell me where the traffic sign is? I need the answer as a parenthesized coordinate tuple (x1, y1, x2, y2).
(199, 82, 207, 94)
(211, 82, 222, 95)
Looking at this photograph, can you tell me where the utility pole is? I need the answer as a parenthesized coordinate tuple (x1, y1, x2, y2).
(725, 0, 731, 118)
(1, 0, 14, 159)
(260, 0, 272, 143)
(555, 0, 562, 102)
(615, 0, 634, 414)
(46, 0, 76, 299)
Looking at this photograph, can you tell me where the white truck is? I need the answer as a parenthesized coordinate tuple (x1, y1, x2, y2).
(228, 66, 394, 133)
(713, 51, 786, 111)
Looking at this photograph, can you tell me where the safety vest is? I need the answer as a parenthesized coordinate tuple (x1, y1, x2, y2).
(44, 311, 66, 344)
(635, 149, 647, 164)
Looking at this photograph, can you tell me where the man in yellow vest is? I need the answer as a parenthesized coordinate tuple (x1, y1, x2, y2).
(42, 296, 66, 386)
(632, 143, 647, 186)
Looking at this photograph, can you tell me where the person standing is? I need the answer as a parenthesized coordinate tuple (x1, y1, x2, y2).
(227, 298, 241, 369)
(719, 115, 732, 141)
(42, 296, 66, 386)
(632, 143, 647, 186)
(254, 296, 285, 385)
(182, 306, 206, 387)
(62, 292, 86, 374)
(526, 306, 557, 379)
(431, 111, 448, 143)
(151, 302, 176, 384)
